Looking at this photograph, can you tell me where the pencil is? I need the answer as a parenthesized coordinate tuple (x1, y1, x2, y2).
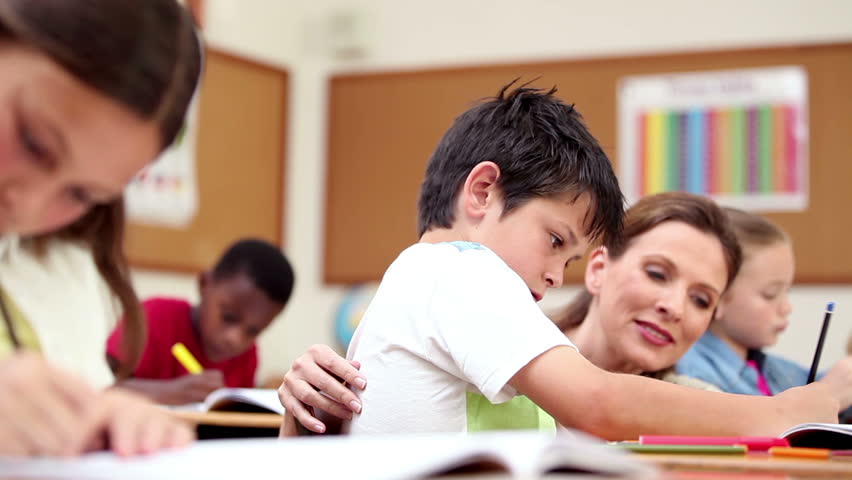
(171, 342, 203, 374)
(807, 302, 834, 383)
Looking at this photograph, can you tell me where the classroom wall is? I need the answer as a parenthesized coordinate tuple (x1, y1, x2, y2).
(131, 0, 852, 383)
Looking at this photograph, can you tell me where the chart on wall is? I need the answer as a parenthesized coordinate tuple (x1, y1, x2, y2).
(617, 66, 808, 211)
(125, 98, 200, 228)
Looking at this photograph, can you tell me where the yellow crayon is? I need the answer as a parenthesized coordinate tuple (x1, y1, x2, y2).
(171, 342, 203, 374)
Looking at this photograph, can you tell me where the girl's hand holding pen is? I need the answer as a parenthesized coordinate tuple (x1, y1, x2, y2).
(0, 352, 98, 456)
(90, 389, 195, 457)
(0, 352, 196, 457)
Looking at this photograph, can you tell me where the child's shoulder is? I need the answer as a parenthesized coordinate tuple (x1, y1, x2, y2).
(141, 297, 193, 323)
(389, 242, 516, 288)
(762, 351, 809, 377)
(400, 241, 503, 268)
(390, 242, 528, 302)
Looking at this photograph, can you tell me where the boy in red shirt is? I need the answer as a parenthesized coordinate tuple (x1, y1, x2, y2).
(107, 238, 294, 404)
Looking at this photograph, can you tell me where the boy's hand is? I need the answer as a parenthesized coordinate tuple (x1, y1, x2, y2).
(277, 344, 366, 434)
(169, 370, 225, 404)
(89, 388, 195, 456)
(817, 356, 852, 410)
(0, 352, 100, 456)
(775, 383, 840, 429)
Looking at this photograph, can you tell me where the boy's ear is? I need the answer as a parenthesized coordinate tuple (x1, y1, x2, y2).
(584, 246, 609, 295)
(461, 161, 501, 221)
(198, 271, 211, 295)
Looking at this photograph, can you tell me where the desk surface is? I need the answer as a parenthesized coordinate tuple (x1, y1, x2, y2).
(159, 412, 852, 478)
(635, 451, 852, 479)
(3, 446, 852, 480)
(429, 452, 852, 479)
(427, 452, 852, 479)
(168, 410, 282, 429)
(156, 412, 852, 479)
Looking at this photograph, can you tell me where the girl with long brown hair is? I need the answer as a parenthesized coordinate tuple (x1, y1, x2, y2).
(0, 0, 202, 456)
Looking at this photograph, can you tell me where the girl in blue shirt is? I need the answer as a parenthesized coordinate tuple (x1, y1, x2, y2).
(677, 208, 852, 412)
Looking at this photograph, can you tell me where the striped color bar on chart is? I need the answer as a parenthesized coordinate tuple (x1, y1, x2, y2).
(637, 104, 799, 196)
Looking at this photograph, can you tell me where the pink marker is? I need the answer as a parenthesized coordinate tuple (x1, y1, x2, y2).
(639, 435, 789, 451)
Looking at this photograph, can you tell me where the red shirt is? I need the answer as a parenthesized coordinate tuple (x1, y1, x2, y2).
(106, 297, 257, 387)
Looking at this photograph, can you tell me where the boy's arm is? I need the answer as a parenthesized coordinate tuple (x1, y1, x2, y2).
(510, 346, 840, 440)
(112, 369, 225, 405)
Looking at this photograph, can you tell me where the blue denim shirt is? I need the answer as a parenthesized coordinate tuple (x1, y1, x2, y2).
(676, 330, 814, 395)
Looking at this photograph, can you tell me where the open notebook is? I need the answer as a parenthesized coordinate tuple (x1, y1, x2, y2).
(168, 388, 284, 415)
(782, 423, 852, 449)
(0, 430, 655, 480)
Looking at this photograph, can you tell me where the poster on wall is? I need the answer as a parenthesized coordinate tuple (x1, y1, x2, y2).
(124, 98, 200, 228)
(617, 66, 808, 211)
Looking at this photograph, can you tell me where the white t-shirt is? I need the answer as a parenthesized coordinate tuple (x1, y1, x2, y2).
(0, 237, 117, 388)
(345, 241, 574, 434)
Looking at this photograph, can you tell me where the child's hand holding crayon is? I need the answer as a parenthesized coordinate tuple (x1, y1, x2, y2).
(168, 342, 224, 403)
(169, 370, 225, 404)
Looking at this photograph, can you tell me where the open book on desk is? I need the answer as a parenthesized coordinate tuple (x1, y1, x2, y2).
(0, 430, 656, 480)
(168, 388, 284, 415)
(782, 423, 852, 449)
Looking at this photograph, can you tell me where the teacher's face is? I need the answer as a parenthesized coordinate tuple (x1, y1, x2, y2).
(0, 42, 159, 236)
(587, 221, 728, 373)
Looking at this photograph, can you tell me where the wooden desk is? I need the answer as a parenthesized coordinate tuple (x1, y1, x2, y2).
(633, 451, 852, 479)
(435, 454, 852, 479)
(3, 441, 851, 480)
(159, 414, 852, 477)
(168, 410, 282, 439)
(169, 410, 282, 429)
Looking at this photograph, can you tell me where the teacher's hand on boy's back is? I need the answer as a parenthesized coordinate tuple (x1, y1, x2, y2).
(278, 344, 366, 434)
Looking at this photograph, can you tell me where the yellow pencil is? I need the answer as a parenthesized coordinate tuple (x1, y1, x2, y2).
(171, 342, 203, 374)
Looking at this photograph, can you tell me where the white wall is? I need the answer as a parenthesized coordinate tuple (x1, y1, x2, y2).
(132, 0, 852, 383)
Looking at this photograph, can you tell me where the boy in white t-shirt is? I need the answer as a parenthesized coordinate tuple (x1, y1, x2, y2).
(340, 81, 838, 439)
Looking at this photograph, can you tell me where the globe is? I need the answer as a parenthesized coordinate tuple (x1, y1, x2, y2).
(334, 284, 378, 350)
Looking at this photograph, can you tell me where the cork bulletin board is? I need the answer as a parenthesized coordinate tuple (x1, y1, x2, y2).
(324, 43, 852, 284)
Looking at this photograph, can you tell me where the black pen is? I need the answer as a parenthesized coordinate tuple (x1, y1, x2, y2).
(807, 302, 835, 384)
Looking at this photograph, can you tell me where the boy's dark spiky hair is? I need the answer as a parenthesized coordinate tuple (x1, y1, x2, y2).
(417, 78, 624, 245)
